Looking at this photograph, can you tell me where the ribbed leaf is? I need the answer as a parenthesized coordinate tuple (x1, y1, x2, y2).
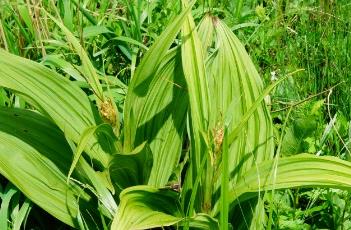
(67, 123, 116, 183)
(111, 186, 183, 230)
(185, 213, 220, 229)
(109, 143, 153, 194)
(0, 49, 110, 167)
(181, 1, 210, 133)
(180, 0, 212, 214)
(0, 107, 93, 227)
(123, 1, 195, 152)
(123, 10, 191, 186)
(197, 15, 214, 59)
(233, 154, 351, 201)
(110, 185, 219, 230)
(196, 17, 275, 223)
(137, 49, 188, 187)
(206, 16, 274, 188)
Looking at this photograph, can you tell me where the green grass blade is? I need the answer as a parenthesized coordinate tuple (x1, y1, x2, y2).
(12, 198, 32, 230)
(220, 127, 229, 230)
(46, 13, 104, 101)
(0, 184, 17, 229)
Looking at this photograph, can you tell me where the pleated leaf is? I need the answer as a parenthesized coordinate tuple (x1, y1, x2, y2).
(207, 16, 274, 185)
(180, 1, 212, 214)
(223, 154, 351, 213)
(239, 154, 351, 194)
(111, 186, 183, 230)
(0, 107, 93, 227)
(0, 49, 110, 167)
(181, 1, 210, 133)
(111, 185, 219, 230)
(109, 143, 153, 194)
(197, 17, 275, 219)
(123, 6, 192, 186)
(123, 1, 194, 152)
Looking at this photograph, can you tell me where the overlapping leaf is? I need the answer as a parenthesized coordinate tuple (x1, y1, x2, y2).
(111, 186, 183, 229)
(123, 3, 194, 187)
(180, 0, 212, 214)
(0, 49, 110, 167)
(205, 15, 274, 187)
(123, 1, 194, 152)
(220, 154, 351, 214)
(0, 107, 94, 227)
(111, 185, 219, 230)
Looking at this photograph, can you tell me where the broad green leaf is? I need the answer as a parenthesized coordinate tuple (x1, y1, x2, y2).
(124, 35, 189, 187)
(134, 49, 188, 187)
(206, 17, 274, 187)
(197, 15, 214, 58)
(67, 123, 116, 183)
(202, 17, 304, 226)
(109, 143, 153, 194)
(111, 185, 219, 230)
(212, 154, 351, 215)
(181, 1, 210, 133)
(0, 107, 94, 227)
(0, 49, 110, 167)
(76, 158, 117, 217)
(123, 1, 195, 152)
(111, 186, 183, 229)
(199, 17, 281, 223)
(180, 0, 212, 214)
(184, 213, 219, 229)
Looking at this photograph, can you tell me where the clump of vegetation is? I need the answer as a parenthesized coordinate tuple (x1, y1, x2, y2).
(0, 0, 350, 229)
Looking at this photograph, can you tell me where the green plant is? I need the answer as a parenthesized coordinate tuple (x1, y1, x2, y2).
(1, 2, 351, 229)
(0, 179, 32, 230)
